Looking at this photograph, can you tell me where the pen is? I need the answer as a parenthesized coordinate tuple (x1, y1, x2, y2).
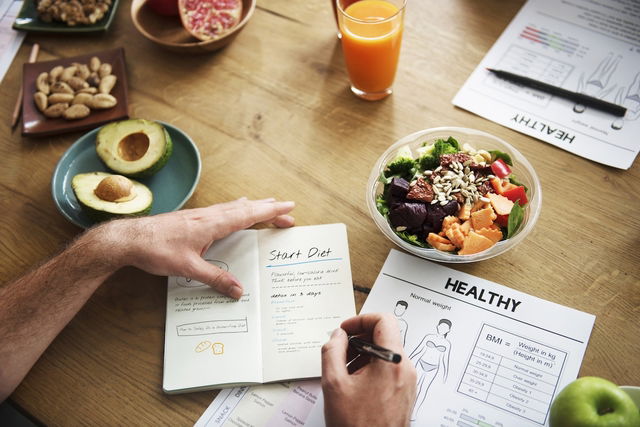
(486, 68, 627, 117)
(348, 336, 402, 364)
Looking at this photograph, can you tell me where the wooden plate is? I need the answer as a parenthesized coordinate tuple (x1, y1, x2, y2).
(22, 47, 129, 137)
(131, 0, 256, 54)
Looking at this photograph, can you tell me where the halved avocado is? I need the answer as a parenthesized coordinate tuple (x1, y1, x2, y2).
(72, 172, 153, 222)
(96, 119, 172, 178)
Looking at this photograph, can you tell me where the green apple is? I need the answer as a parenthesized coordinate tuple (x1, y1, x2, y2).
(550, 377, 640, 427)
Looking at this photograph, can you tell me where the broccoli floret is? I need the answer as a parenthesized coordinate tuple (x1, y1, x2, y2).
(385, 146, 417, 180)
(442, 136, 460, 151)
(418, 137, 460, 171)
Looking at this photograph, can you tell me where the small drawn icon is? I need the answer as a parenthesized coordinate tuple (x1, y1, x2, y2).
(394, 300, 409, 347)
(409, 318, 453, 421)
(212, 342, 224, 355)
(176, 259, 230, 288)
(195, 341, 212, 353)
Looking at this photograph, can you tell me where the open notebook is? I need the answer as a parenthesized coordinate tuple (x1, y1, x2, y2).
(163, 223, 356, 394)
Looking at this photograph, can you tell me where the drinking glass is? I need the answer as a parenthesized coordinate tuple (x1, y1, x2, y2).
(336, 0, 406, 101)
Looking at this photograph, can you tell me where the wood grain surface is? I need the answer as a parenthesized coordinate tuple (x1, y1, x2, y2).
(1, 0, 638, 424)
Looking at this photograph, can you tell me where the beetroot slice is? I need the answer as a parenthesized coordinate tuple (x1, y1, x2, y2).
(179, 0, 242, 41)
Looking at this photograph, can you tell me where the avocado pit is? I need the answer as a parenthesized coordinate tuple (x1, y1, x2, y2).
(118, 132, 150, 162)
(94, 175, 137, 202)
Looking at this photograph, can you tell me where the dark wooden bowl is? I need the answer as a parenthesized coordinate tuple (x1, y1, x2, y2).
(131, 0, 255, 53)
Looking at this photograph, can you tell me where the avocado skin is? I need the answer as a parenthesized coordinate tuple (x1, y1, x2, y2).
(79, 202, 152, 223)
(96, 119, 173, 178)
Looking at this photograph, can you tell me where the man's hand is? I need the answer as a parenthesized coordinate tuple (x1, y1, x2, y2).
(0, 197, 294, 400)
(104, 198, 295, 298)
(321, 313, 417, 427)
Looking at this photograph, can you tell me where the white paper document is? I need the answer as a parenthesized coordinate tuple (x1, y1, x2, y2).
(194, 381, 326, 427)
(163, 224, 355, 394)
(0, 0, 25, 83)
(453, 0, 640, 169)
(198, 249, 595, 426)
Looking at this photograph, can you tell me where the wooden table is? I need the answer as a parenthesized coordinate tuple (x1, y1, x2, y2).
(1, 0, 638, 424)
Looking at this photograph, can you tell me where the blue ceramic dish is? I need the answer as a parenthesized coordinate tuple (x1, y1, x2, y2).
(51, 121, 201, 228)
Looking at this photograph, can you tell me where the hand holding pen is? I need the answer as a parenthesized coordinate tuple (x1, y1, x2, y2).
(321, 313, 417, 427)
(348, 335, 402, 364)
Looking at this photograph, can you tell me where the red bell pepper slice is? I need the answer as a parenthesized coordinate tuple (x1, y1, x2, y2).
(495, 214, 509, 227)
(502, 186, 528, 206)
(491, 159, 512, 178)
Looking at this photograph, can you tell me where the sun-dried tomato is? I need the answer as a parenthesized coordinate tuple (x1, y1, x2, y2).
(406, 177, 434, 203)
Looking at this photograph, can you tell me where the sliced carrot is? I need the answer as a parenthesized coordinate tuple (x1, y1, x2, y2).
(487, 192, 514, 216)
(427, 233, 456, 252)
(440, 216, 460, 236)
(458, 231, 495, 255)
(460, 220, 471, 235)
(490, 177, 518, 195)
(471, 200, 490, 213)
(446, 223, 466, 248)
(471, 207, 495, 230)
(457, 203, 471, 221)
(475, 226, 503, 243)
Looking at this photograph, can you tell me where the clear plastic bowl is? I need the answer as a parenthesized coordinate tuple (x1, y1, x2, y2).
(366, 127, 542, 263)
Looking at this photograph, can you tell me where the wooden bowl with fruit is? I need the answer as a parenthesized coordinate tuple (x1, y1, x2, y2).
(131, 0, 255, 53)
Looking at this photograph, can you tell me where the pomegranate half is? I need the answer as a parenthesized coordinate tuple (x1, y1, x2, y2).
(178, 0, 243, 41)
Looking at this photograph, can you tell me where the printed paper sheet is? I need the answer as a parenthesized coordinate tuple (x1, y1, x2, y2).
(453, 0, 640, 169)
(197, 250, 595, 426)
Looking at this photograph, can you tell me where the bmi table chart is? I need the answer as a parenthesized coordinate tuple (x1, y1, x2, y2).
(458, 324, 567, 425)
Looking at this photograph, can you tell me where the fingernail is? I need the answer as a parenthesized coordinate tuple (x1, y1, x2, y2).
(230, 285, 243, 299)
(280, 201, 295, 209)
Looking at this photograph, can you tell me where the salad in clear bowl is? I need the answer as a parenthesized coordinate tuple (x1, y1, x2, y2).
(367, 127, 542, 263)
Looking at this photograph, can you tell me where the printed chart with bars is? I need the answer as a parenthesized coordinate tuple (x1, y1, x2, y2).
(495, 45, 574, 87)
(519, 25, 579, 56)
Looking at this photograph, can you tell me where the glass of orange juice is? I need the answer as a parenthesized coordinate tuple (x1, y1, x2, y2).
(337, 0, 406, 101)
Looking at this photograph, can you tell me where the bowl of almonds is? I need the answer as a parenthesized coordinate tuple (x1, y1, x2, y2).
(21, 47, 129, 136)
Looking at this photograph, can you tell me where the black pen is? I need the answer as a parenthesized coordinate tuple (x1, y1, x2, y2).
(486, 68, 627, 117)
(348, 336, 402, 364)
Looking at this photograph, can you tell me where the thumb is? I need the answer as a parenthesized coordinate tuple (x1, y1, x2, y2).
(321, 328, 349, 390)
(188, 257, 244, 299)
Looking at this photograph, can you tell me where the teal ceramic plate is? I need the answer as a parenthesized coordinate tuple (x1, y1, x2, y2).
(51, 121, 201, 228)
(13, 0, 120, 32)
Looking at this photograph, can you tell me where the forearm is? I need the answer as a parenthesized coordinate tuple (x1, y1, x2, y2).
(0, 198, 296, 401)
(0, 221, 127, 400)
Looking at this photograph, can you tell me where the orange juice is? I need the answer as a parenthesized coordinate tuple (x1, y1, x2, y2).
(338, 0, 404, 99)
